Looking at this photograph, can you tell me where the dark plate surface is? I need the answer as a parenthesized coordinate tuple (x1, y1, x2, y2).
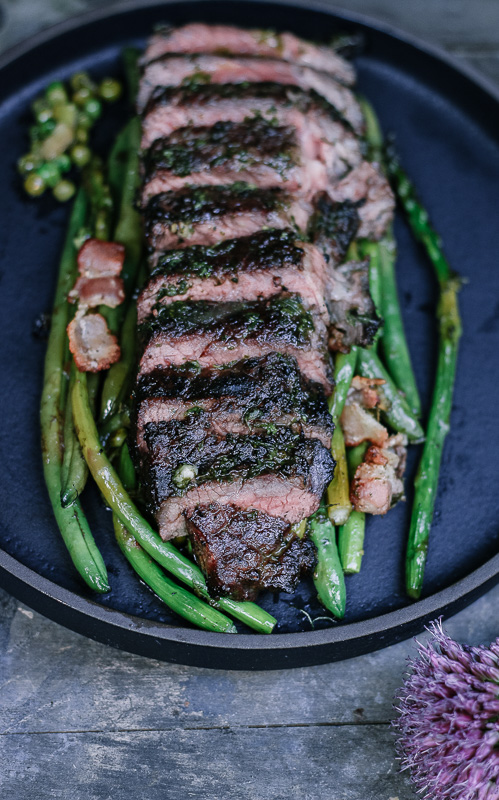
(0, 0, 498, 670)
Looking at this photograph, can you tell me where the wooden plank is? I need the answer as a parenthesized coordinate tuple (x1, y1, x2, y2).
(0, 725, 414, 800)
(2, 582, 499, 736)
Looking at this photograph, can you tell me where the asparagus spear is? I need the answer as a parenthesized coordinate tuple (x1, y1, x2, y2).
(385, 144, 462, 599)
(40, 188, 109, 592)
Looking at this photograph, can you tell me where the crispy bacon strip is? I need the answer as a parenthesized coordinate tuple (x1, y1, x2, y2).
(71, 238, 126, 310)
(68, 312, 120, 372)
(77, 238, 125, 278)
(350, 434, 407, 515)
(341, 375, 388, 447)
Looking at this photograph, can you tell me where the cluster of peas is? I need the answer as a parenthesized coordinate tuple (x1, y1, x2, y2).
(18, 72, 122, 202)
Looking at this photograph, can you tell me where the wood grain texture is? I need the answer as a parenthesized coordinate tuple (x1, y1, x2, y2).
(0, 726, 412, 800)
(1, 3, 499, 800)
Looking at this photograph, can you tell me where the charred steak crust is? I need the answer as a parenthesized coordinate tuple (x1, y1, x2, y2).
(131, 353, 335, 451)
(149, 228, 304, 281)
(142, 82, 354, 133)
(143, 120, 298, 180)
(140, 418, 336, 512)
(139, 293, 319, 352)
(186, 503, 317, 601)
(309, 195, 361, 263)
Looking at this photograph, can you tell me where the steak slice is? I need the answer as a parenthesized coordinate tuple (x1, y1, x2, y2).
(140, 420, 336, 538)
(141, 120, 327, 204)
(186, 503, 316, 601)
(138, 229, 330, 325)
(309, 194, 381, 351)
(132, 353, 335, 458)
(138, 53, 363, 132)
(143, 23, 356, 86)
(144, 183, 312, 255)
(141, 84, 362, 180)
(138, 293, 333, 392)
(328, 161, 395, 240)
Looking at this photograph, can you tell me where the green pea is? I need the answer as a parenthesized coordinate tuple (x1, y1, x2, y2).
(70, 144, 91, 168)
(29, 124, 43, 142)
(36, 161, 61, 188)
(84, 97, 102, 120)
(77, 111, 93, 130)
(35, 104, 53, 124)
(17, 153, 40, 175)
(98, 77, 122, 102)
(54, 153, 72, 173)
(46, 81, 68, 106)
(39, 118, 56, 137)
(70, 72, 93, 91)
(53, 179, 76, 202)
(24, 173, 46, 197)
(75, 127, 89, 144)
(73, 86, 93, 107)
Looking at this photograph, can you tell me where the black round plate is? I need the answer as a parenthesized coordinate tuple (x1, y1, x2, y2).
(1, 0, 498, 670)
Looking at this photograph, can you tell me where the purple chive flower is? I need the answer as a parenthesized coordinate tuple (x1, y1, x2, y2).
(393, 620, 499, 800)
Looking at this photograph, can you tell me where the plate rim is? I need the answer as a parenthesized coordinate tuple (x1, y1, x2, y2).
(1, 0, 498, 668)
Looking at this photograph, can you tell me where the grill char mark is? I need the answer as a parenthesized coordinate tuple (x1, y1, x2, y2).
(186, 503, 316, 601)
(140, 419, 336, 539)
(131, 353, 335, 457)
(137, 53, 364, 133)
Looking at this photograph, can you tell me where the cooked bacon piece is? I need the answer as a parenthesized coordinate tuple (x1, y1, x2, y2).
(186, 503, 316, 601)
(328, 161, 395, 240)
(67, 312, 120, 372)
(350, 434, 407, 514)
(77, 238, 125, 278)
(141, 84, 362, 181)
(138, 54, 364, 132)
(340, 376, 389, 447)
(142, 23, 356, 85)
(69, 276, 125, 309)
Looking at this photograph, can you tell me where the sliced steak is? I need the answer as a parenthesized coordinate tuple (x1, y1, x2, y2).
(138, 293, 333, 392)
(138, 229, 330, 324)
(328, 161, 395, 240)
(140, 420, 336, 538)
(309, 194, 381, 351)
(132, 353, 335, 457)
(186, 503, 316, 601)
(138, 53, 363, 132)
(141, 84, 362, 180)
(143, 23, 356, 85)
(141, 120, 328, 204)
(144, 184, 312, 254)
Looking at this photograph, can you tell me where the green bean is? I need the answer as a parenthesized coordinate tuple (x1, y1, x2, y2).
(357, 348, 424, 441)
(114, 518, 237, 634)
(358, 239, 382, 322)
(73, 371, 276, 633)
(328, 349, 358, 423)
(40, 189, 109, 593)
(385, 145, 462, 599)
(338, 444, 368, 574)
(327, 424, 351, 526)
(99, 293, 137, 421)
(61, 369, 99, 507)
(378, 231, 422, 417)
(308, 509, 346, 618)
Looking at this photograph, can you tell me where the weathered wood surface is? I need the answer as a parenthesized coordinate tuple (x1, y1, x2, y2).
(1, 2, 498, 799)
